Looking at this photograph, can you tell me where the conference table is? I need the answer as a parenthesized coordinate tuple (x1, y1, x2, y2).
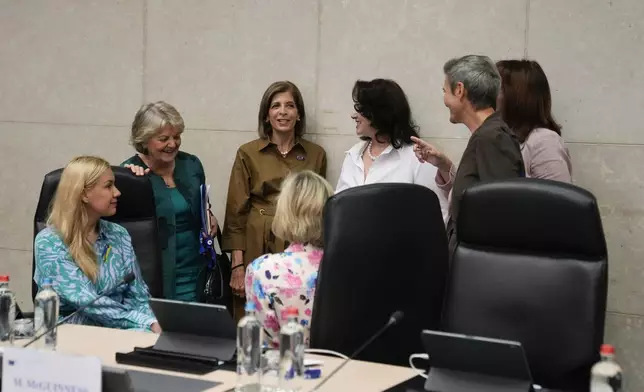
(3, 324, 420, 391)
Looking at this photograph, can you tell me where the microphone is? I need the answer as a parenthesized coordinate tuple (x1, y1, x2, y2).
(24, 272, 136, 348)
(310, 310, 404, 391)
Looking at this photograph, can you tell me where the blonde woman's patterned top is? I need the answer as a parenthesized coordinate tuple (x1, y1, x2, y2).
(34, 219, 157, 331)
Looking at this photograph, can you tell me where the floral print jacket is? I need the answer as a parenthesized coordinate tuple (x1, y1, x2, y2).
(245, 243, 323, 347)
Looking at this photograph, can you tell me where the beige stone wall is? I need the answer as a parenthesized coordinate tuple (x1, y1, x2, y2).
(1, 0, 642, 387)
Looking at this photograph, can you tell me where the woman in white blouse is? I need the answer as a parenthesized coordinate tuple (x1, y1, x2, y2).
(336, 78, 449, 221)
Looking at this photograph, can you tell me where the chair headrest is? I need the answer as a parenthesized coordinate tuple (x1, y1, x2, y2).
(324, 183, 448, 256)
(327, 182, 446, 237)
(35, 166, 156, 223)
(456, 178, 606, 259)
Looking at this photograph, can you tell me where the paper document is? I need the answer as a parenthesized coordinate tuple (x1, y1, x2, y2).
(2, 347, 101, 392)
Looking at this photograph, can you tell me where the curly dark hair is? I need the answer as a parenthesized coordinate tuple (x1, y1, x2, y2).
(352, 79, 420, 148)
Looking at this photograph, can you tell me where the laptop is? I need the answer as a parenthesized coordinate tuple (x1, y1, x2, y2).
(149, 298, 237, 362)
(421, 330, 534, 392)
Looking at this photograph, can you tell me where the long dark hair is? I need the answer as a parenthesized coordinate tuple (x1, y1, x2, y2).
(352, 79, 419, 149)
(496, 60, 561, 143)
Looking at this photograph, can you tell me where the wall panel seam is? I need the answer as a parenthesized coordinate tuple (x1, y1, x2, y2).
(524, 0, 531, 58)
(142, 0, 148, 105)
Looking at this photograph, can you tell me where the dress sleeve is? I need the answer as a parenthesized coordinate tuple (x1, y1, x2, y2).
(434, 163, 456, 195)
(195, 155, 207, 185)
(245, 255, 281, 347)
(318, 150, 328, 178)
(414, 161, 450, 222)
(222, 149, 252, 252)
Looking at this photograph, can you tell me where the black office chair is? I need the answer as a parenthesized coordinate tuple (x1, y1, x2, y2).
(310, 183, 449, 366)
(32, 166, 163, 301)
(441, 178, 608, 392)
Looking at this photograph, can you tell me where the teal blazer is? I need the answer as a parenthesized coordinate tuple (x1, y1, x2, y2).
(121, 151, 206, 299)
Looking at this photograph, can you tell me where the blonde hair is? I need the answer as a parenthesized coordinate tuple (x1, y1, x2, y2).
(272, 170, 333, 248)
(130, 101, 185, 154)
(47, 156, 111, 282)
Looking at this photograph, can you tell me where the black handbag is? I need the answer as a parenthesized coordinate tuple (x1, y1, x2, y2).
(198, 224, 233, 314)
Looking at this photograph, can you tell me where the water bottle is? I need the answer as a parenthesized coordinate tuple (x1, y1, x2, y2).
(33, 278, 60, 350)
(0, 275, 16, 343)
(236, 302, 262, 392)
(278, 307, 305, 392)
(590, 344, 623, 392)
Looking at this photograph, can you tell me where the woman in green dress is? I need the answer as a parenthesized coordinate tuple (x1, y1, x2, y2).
(122, 101, 217, 302)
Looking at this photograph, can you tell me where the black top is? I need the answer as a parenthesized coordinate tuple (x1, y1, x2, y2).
(451, 111, 525, 220)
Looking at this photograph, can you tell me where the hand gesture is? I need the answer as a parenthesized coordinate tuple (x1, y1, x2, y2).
(410, 136, 451, 171)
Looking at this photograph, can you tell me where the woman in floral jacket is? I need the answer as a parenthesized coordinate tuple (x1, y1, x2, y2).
(244, 170, 333, 346)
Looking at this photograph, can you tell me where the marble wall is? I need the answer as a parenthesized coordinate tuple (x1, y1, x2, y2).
(1, 0, 642, 387)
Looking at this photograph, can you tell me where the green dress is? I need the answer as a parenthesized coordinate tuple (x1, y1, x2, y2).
(169, 188, 202, 302)
(121, 151, 207, 301)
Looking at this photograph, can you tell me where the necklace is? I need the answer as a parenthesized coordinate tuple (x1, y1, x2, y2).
(367, 141, 380, 160)
(276, 144, 293, 158)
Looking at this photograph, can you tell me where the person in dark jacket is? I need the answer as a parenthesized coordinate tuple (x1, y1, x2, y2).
(122, 101, 216, 302)
(411, 55, 524, 252)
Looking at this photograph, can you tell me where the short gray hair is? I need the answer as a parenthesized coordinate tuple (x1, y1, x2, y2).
(443, 55, 501, 110)
(130, 101, 185, 154)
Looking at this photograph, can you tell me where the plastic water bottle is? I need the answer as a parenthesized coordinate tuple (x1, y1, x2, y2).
(33, 278, 60, 350)
(0, 275, 16, 343)
(590, 344, 623, 392)
(236, 302, 262, 392)
(278, 307, 305, 392)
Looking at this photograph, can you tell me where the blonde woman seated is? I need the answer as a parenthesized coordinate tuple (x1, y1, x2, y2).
(34, 156, 160, 332)
(245, 170, 333, 346)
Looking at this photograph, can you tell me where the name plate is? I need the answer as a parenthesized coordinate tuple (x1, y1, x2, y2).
(2, 347, 101, 392)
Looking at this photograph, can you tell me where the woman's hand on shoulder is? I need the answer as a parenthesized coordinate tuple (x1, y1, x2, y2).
(124, 164, 150, 176)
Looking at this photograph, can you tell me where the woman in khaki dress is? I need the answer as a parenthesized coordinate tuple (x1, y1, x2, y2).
(222, 81, 327, 319)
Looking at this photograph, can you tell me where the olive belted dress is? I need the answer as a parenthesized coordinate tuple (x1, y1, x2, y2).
(222, 138, 327, 318)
